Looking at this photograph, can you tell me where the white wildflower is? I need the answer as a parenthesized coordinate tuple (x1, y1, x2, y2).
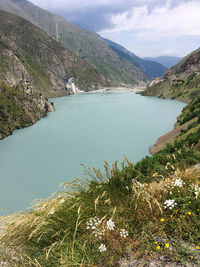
(106, 219, 115, 231)
(99, 244, 107, 252)
(164, 199, 177, 210)
(86, 217, 100, 231)
(59, 199, 65, 204)
(120, 229, 129, 238)
(194, 186, 200, 196)
(48, 210, 55, 215)
(86, 217, 104, 237)
(190, 184, 200, 197)
(94, 229, 105, 238)
(172, 178, 184, 188)
(135, 180, 144, 188)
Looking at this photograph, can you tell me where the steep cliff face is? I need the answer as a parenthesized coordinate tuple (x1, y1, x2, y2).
(0, 0, 149, 86)
(0, 83, 54, 139)
(142, 48, 200, 102)
(0, 10, 108, 97)
(0, 10, 108, 139)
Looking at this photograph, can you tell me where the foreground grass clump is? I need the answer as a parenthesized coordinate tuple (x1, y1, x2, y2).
(0, 161, 200, 266)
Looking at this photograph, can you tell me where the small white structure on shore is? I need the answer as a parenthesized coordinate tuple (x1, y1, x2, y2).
(66, 77, 84, 94)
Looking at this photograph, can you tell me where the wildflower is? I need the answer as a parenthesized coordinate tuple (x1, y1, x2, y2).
(86, 217, 100, 230)
(49, 210, 55, 215)
(99, 244, 107, 252)
(172, 178, 184, 188)
(120, 229, 129, 238)
(59, 199, 65, 204)
(133, 180, 144, 189)
(154, 241, 158, 244)
(160, 218, 165, 222)
(196, 246, 200, 250)
(187, 211, 192, 215)
(94, 229, 105, 238)
(164, 199, 177, 210)
(156, 246, 161, 250)
(165, 243, 170, 248)
(190, 184, 200, 197)
(106, 219, 115, 231)
(188, 201, 191, 204)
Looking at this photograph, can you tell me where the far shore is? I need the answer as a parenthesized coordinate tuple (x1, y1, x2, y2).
(88, 86, 146, 93)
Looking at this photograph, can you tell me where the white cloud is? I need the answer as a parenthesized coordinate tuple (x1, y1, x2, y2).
(29, 0, 167, 11)
(100, 0, 200, 39)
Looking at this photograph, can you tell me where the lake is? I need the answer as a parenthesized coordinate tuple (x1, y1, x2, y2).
(0, 92, 185, 214)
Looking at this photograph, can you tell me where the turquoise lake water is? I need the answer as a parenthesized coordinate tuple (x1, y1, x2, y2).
(0, 92, 185, 215)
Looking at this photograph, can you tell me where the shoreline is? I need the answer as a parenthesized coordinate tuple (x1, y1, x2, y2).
(88, 86, 146, 93)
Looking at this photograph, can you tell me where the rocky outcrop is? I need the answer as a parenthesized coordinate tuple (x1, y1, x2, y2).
(0, 83, 54, 140)
(0, 10, 108, 98)
(142, 47, 200, 102)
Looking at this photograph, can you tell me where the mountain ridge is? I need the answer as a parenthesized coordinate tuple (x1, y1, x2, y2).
(0, 0, 155, 85)
(142, 47, 200, 102)
(103, 38, 167, 79)
(144, 56, 182, 68)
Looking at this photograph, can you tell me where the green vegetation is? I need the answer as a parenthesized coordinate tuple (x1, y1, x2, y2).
(0, 83, 51, 139)
(0, 10, 108, 97)
(142, 47, 200, 102)
(0, 0, 150, 85)
(1, 95, 200, 266)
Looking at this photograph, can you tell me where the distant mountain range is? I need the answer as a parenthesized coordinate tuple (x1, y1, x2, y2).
(144, 56, 182, 68)
(103, 38, 167, 79)
(0, 0, 166, 84)
(143, 47, 200, 102)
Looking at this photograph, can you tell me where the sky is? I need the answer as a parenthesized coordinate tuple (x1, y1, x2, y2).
(29, 0, 200, 58)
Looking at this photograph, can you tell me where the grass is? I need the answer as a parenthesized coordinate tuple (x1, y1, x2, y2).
(0, 159, 200, 266)
(0, 96, 200, 266)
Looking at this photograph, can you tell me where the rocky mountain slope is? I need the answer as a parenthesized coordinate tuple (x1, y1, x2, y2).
(0, 0, 151, 85)
(0, 83, 54, 139)
(104, 38, 167, 78)
(0, 9, 108, 139)
(144, 56, 182, 68)
(142, 47, 200, 102)
(0, 10, 108, 97)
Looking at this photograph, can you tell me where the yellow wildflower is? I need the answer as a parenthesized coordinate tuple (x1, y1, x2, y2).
(160, 218, 165, 222)
(154, 241, 158, 244)
(165, 243, 170, 248)
(190, 256, 193, 259)
(196, 246, 200, 250)
(188, 201, 191, 204)
(156, 246, 161, 250)
(187, 211, 192, 215)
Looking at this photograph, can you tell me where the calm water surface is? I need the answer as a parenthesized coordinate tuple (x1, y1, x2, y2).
(0, 92, 185, 214)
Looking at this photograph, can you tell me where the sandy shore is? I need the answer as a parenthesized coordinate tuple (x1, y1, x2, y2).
(88, 86, 146, 93)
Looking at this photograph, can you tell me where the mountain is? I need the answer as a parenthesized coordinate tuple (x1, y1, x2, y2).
(0, 83, 54, 139)
(0, 9, 108, 138)
(144, 56, 182, 68)
(142, 47, 200, 102)
(0, 0, 148, 85)
(103, 38, 167, 79)
(0, 9, 108, 97)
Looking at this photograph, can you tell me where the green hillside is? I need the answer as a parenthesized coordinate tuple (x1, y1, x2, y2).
(142, 47, 200, 102)
(0, 83, 54, 139)
(0, 0, 149, 85)
(104, 38, 167, 79)
(0, 10, 108, 97)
